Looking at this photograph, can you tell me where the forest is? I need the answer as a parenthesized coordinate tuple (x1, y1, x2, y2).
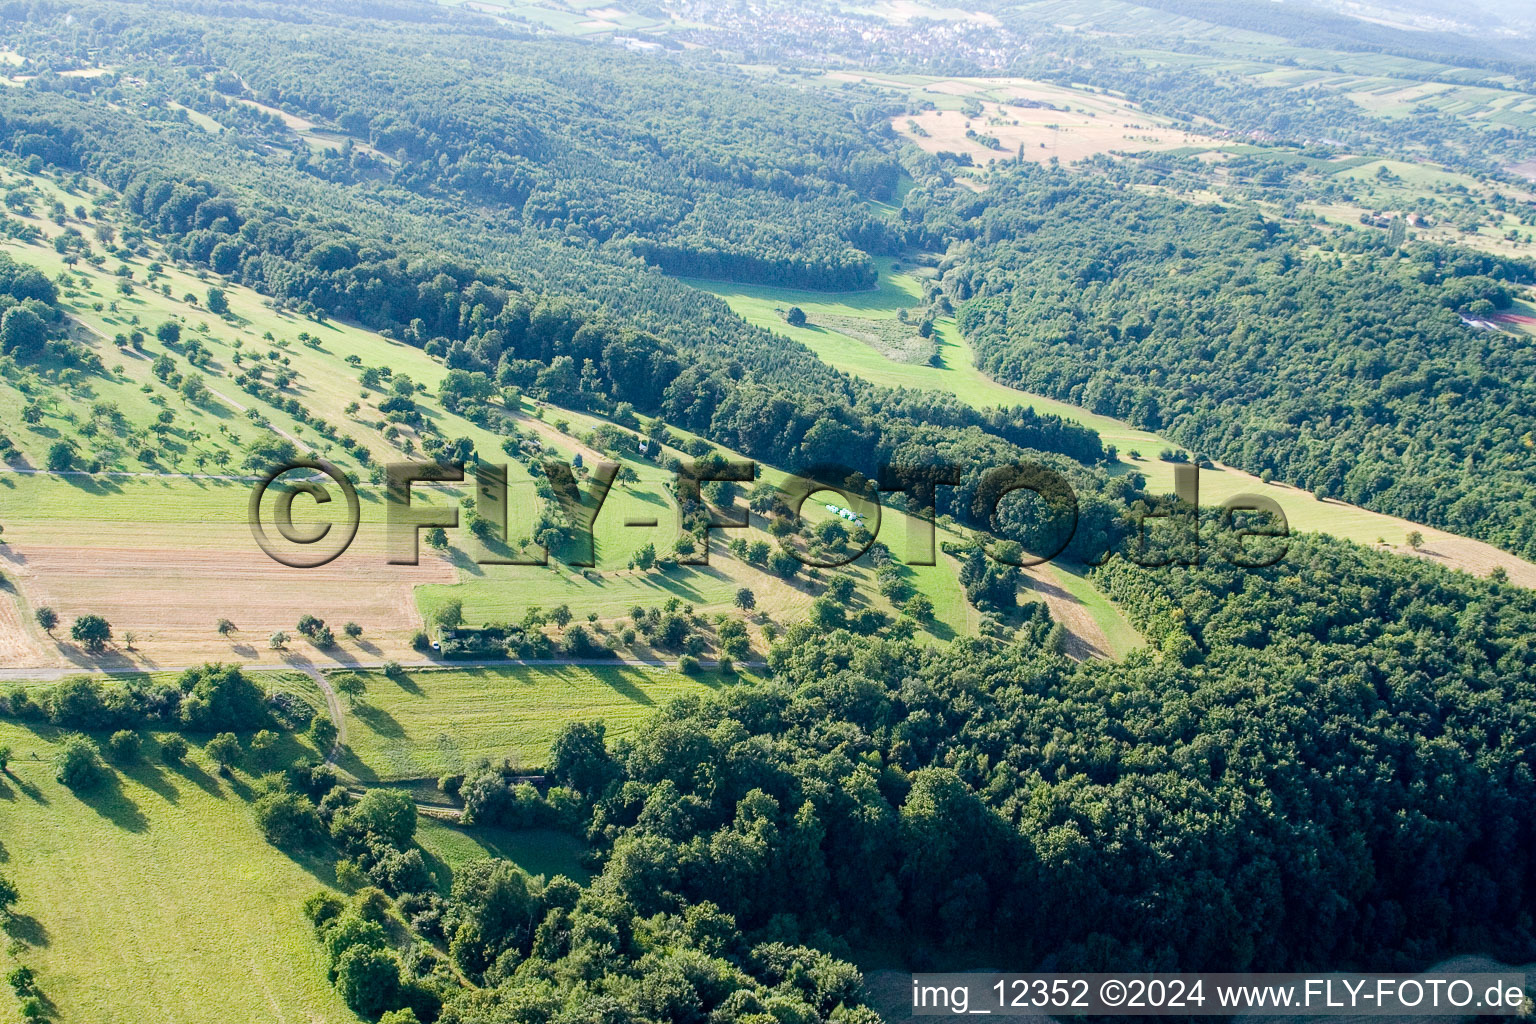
(935, 163, 1536, 559)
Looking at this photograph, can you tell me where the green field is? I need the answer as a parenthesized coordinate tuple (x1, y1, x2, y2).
(330, 664, 730, 781)
(0, 720, 357, 1024)
(417, 820, 590, 883)
(682, 271, 1168, 449)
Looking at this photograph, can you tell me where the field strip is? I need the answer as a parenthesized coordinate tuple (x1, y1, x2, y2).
(0, 656, 763, 681)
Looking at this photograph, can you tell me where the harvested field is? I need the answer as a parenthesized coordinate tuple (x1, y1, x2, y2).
(0, 521, 456, 669)
(898, 99, 1220, 167)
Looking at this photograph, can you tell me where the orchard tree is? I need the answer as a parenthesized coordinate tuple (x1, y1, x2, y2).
(0, 305, 46, 357)
(106, 730, 141, 762)
(70, 614, 113, 653)
(335, 947, 403, 1019)
(734, 587, 756, 611)
(160, 735, 189, 763)
(334, 673, 367, 707)
(434, 599, 463, 632)
(55, 737, 104, 790)
(46, 441, 75, 472)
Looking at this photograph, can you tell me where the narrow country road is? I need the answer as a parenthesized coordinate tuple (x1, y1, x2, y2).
(296, 663, 347, 764)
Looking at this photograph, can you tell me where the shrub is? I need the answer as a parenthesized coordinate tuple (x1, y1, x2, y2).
(310, 713, 338, 751)
(335, 946, 403, 1019)
(55, 736, 105, 790)
(254, 790, 325, 848)
(105, 729, 141, 762)
(6, 964, 35, 995)
(205, 732, 242, 768)
(302, 889, 346, 927)
(678, 654, 701, 675)
(160, 734, 189, 762)
(250, 729, 280, 767)
(178, 664, 269, 731)
(0, 871, 17, 918)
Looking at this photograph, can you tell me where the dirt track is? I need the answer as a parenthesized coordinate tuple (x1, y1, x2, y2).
(1020, 564, 1112, 661)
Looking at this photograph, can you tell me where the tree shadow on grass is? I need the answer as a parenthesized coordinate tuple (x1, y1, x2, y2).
(166, 756, 225, 799)
(416, 842, 455, 896)
(388, 670, 424, 697)
(122, 759, 180, 805)
(449, 547, 487, 578)
(57, 472, 125, 497)
(922, 616, 956, 642)
(220, 769, 253, 802)
(267, 835, 344, 888)
(76, 771, 148, 833)
(585, 666, 658, 706)
(335, 746, 380, 785)
(353, 701, 405, 739)
(8, 772, 46, 805)
(2, 911, 49, 949)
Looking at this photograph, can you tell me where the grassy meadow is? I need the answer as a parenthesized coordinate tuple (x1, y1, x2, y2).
(329, 664, 732, 781)
(0, 719, 357, 1024)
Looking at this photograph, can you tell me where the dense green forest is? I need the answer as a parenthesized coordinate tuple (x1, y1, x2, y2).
(10, 0, 899, 288)
(559, 531, 1536, 974)
(936, 163, 1536, 558)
